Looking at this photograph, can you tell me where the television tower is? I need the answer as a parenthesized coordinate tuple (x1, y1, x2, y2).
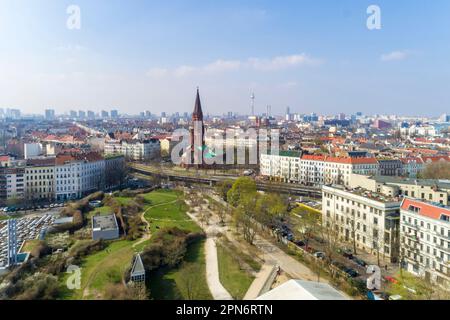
(250, 93, 255, 116)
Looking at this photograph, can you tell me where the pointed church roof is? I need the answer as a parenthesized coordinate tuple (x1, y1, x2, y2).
(192, 87, 203, 120)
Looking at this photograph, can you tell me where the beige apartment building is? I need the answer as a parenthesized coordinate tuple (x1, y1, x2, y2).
(349, 174, 450, 205)
(322, 185, 401, 263)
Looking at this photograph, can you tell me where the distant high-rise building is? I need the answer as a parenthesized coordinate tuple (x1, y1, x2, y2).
(101, 110, 109, 118)
(45, 109, 55, 120)
(111, 110, 119, 118)
(70, 110, 77, 118)
(285, 106, 292, 121)
(161, 112, 166, 118)
(337, 113, 346, 121)
(440, 113, 450, 122)
(87, 110, 95, 119)
(78, 110, 86, 119)
(6, 108, 21, 119)
(145, 110, 151, 118)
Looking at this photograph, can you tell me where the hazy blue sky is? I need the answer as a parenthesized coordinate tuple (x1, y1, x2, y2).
(0, 0, 449, 116)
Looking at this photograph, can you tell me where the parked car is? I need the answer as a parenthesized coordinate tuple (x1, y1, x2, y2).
(344, 268, 359, 278)
(338, 248, 354, 259)
(294, 240, 305, 247)
(313, 251, 326, 260)
(353, 257, 367, 267)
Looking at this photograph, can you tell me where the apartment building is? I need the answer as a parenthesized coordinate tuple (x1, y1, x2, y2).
(260, 151, 301, 183)
(300, 155, 379, 187)
(3, 167, 25, 200)
(25, 158, 56, 201)
(322, 185, 401, 263)
(400, 198, 450, 288)
(349, 174, 450, 205)
(55, 153, 105, 201)
(104, 154, 126, 190)
(105, 139, 160, 162)
(378, 159, 403, 176)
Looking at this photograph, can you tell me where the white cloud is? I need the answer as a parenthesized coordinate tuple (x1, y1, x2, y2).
(248, 54, 321, 71)
(148, 53, 321, 78)
(146, 67, 169, 78)
(203, 59, 241, 73)
(174, 65, 197, 77)
(380, 50, 409, 62)
(55, 44, 88, 52)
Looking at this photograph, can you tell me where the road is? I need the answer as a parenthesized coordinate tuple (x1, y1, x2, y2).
(130, 163, 322, 198)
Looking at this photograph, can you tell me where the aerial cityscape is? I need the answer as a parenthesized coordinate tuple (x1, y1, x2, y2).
(0, 0, 449, 308)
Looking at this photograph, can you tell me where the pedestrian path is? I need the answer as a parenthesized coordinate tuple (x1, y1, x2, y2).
(205, 238, 233, 300)
(243, 264, 277, 300)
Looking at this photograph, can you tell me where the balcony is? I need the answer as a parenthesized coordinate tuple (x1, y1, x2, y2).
(436, 244, 450, 253)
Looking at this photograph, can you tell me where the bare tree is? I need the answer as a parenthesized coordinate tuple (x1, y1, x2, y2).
(319, 212, 341, 268)
(178, 263, 202, 300)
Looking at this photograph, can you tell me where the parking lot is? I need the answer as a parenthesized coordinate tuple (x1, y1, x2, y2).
(0, 212, 57, 268)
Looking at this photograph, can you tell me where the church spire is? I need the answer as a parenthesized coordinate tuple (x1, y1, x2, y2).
(192, 87, 203, 121)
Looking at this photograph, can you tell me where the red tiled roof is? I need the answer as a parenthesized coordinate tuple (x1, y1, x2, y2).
(301, 155, 326, 161)
(301, 155, 377, 165)
(421, 156, 450, 163)
(401, 198, 450, 221)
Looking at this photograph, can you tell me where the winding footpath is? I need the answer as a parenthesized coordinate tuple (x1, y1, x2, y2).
(184, 199, 233, 300)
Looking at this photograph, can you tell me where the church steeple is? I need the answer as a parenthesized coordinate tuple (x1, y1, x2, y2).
(192, 87, 203, 121)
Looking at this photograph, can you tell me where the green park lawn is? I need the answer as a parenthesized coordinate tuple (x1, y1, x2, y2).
(58, 189, 206, 300)
(148, 239, 212, 300)
(217, 243, 255, 300)
(20, 239, 41, 253)
(60, 239, 137, 300)
(143, 190, 201, 234)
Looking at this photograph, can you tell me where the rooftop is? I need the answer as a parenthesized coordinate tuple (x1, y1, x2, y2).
(263, 150, 301, 158)
(324, 184, 401, 203)
(131, 254, 145, 276)
(257, 280, 348, 300)
(401, 198, 450, 222)
(368, 175, 450, 190)
(92, 214, 118, 231)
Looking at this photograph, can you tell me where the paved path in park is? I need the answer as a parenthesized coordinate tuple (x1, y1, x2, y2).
(243, 264, 277, 300)
(184, 200, 233, 300)
(204, 237, 233, 300)
(207, 193, 332, 283)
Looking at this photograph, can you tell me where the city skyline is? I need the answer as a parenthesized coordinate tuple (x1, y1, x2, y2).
(0, 1, 449, 116)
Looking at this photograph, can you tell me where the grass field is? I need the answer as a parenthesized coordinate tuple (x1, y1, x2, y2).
(148, 239, 212, 300)
(58, 189, 205, 300)
(217, 243, 255, 300)
(20, 240, 41, 253)
(60, 239, 137, 300)
(143, 190, 201, 234)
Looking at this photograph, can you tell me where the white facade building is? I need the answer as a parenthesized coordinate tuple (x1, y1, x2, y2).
(400, 198, 449, 288)
(105, 139, 160, 162)
(55, 153, 105, 201)
(260, 151, 301, 183)
(300, 155, 379, 187)
(322, 185, 401, 262)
